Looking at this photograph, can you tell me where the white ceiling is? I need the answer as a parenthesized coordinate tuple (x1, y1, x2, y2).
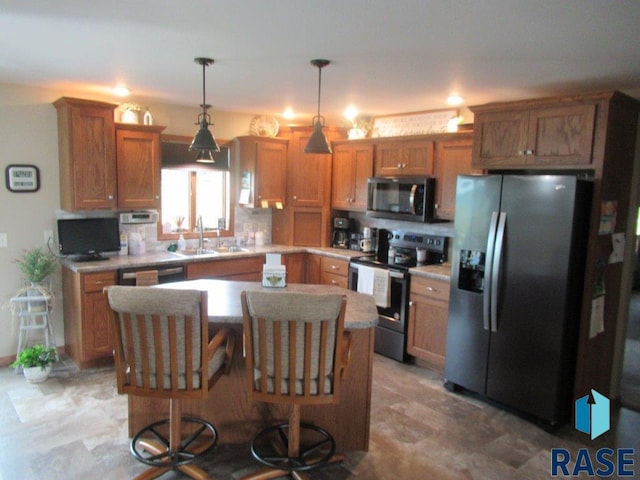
(1, 0, 640, 125)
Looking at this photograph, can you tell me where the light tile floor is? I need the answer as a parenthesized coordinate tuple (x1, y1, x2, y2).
(1, 354, 638, 479)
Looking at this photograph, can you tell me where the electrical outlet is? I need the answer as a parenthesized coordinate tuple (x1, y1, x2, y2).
(44, 229, 53, 245)
(0, 233, 7, 248)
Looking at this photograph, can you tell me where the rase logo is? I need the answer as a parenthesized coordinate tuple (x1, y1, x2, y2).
(575, 389, 610, 440)
(551, 389, 635, 477)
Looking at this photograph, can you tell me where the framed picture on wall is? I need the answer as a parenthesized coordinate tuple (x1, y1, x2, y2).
(5, 164, 40, 192)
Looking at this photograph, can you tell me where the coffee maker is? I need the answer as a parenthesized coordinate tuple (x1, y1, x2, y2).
(331, 217, 352, 249)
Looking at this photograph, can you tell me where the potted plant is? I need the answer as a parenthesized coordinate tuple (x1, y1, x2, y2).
(16, 247, 58, 285)
(10, 344, 58, 383)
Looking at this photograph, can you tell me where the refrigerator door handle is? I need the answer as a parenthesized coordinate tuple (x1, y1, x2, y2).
(490, 212, 507, 332)
(483, 211, 500, 331)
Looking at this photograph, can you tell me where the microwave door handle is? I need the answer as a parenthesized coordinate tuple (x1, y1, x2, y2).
(483, 211, 499, 331)
(409, 184, 417, 214)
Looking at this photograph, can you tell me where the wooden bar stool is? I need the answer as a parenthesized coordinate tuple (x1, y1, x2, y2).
(105, 286, 235, 480)
(240, 290, 351, 480)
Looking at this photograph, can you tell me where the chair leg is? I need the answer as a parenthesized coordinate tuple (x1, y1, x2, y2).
(130, 398, 217, 480)
(288, 404, 301, 458)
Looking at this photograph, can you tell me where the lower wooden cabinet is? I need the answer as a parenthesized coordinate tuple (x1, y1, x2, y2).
(407, 275, 450, 373)
(62, 268, 117, 369)
(319, 256, 349, 289)
(305, 254, 349, 288)
(283, 252, 306, 284)
(186, 256, 265, 281)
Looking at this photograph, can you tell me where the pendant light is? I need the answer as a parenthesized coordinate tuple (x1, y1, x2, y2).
(189, 57, 220, 162)
(304, 59, 332, 155)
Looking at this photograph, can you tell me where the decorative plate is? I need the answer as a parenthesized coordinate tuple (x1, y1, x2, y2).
(250, 115, 279, 137)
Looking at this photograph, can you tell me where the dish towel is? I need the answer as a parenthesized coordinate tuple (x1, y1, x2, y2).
(357, 265, 391, 308)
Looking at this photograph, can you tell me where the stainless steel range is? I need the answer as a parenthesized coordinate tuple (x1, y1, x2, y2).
(348, 229, 447, 362)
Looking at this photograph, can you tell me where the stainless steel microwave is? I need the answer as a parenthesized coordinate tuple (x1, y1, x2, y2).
(366, 176, 436, 223)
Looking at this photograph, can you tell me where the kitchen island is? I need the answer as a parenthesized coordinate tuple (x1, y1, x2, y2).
(125, 279, 379, 452)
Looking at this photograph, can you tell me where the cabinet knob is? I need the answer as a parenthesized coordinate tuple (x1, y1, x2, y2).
(409, 301, 414, 307)
(108, 194, 114, 200)
(331, 280, 338, 285)
(293, 195, 297, 200)
(155, 195, 160, 200)
(331, 265, 338, 270)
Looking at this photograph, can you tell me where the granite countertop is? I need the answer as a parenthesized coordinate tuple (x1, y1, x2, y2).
(409, 262, 452, 281)
(62, 244, 452, 283)
(156, 279, 379, 329)
(61, 245, 370, 273)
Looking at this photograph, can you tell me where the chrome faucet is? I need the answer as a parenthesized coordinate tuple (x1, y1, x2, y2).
(196, 216, 205, 254)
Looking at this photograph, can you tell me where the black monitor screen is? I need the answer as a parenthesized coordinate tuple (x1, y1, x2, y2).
(57, 218, 120, 261)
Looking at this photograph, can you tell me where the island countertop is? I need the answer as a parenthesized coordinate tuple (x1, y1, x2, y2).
(127, 279, 378, 452)
(159, 279, 379, 329)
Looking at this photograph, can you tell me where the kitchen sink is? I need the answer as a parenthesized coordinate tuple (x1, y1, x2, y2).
(170, 246, 251, 257)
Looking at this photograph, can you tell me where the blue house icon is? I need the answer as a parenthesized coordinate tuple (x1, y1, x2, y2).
(575, 389, 610, 440)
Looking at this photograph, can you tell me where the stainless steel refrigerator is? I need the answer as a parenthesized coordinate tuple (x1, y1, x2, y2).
(444, 174, 592, 428)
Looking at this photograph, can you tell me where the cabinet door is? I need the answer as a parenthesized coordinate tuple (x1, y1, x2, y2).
(291, 209, 324, 246)
(55, 99, 117, 210)
(403, 139, 435, 176)
(186, 257, 265, 280)
(82, 271, 116, 363)
(84, 290, 114, 360)
(434, 136, 480, 220)
(306, 254, 322, 284)
(283, 253, 306, 284)
(352, 144, 374, 210)
(289, 129, 331, 208)
(256, 141, 287, 207)
(116, 125, 162, 209)
(527, 104, 596, 166)
(407, 277, 450, 373)
(331, 145, 355, 209)
(472, 111, 529, 168)
(332, 143, 373, 211)
(374, 141, 404, 176)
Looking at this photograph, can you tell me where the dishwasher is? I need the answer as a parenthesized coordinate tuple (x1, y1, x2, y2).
(118, 264, 186, 285)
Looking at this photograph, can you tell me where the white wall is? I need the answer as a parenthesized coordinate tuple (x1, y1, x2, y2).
(0, 82, 258, 361)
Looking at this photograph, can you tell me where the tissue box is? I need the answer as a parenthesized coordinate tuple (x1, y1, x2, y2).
(262, 265, 286, 288)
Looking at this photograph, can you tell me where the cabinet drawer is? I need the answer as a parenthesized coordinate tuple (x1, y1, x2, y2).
(320, 271, 348, 289)
(411, 276, 450, 302)
(320, 257, 349, 277)
(83, 271, 117, 293)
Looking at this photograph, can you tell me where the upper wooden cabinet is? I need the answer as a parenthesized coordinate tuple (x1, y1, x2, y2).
(331, 141, 374, 211)
(287, 127, 335, 208)
(54, 97, 118, 210)
(115, 124, 165, 209)
(433, 134, 480, 220)
(374, 137, 434, 176)
(235, 136, 288, 208)
(471, 102, 597, 169)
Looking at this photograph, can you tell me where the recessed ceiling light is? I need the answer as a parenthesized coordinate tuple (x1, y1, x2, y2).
(282, 107, 295, 119)
(344, 105, 358, 123)
(112, 84, 130, 97)
(446, 94, 464, 106)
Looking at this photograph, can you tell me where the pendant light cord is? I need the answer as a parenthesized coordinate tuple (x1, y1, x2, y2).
(316, 65, 322, 119)
(202, 61, 207, 117)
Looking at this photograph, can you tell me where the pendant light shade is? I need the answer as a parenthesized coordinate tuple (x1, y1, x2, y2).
(304, 59, 332, 155)
(189, 57, 220, 158)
